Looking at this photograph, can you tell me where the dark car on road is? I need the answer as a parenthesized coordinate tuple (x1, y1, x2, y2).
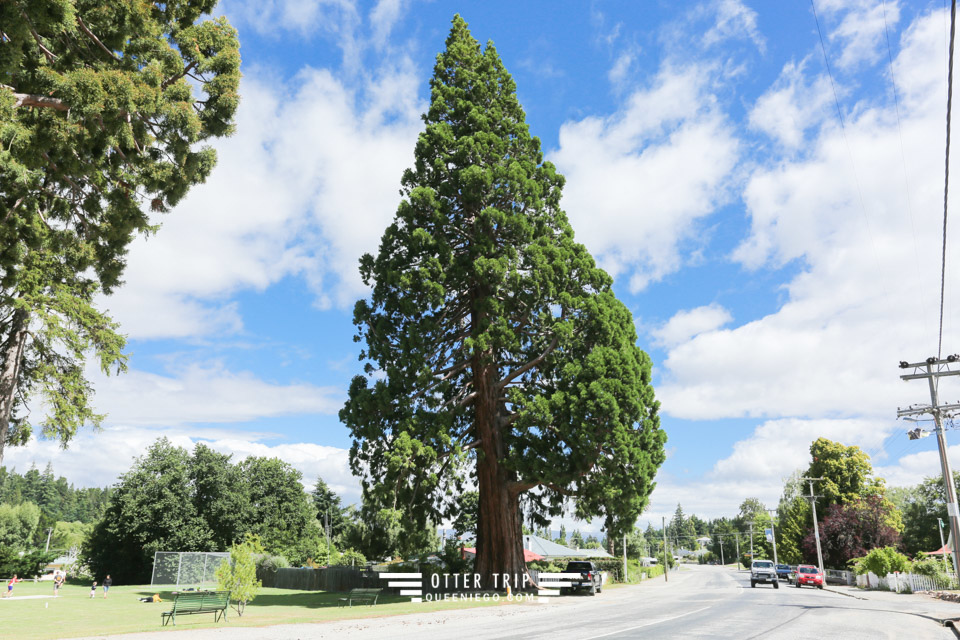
(776, 564, 794, 584)
(560, 561, 602, 595)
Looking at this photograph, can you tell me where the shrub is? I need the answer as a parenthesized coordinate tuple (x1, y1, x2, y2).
(217, 534, 263, 617)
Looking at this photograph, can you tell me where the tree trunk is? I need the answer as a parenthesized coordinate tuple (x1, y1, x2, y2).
(0, 307, 29, 466)
(472, 344, 526, 591)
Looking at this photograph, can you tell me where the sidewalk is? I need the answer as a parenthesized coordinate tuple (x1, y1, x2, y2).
(824, 582, 960, 636)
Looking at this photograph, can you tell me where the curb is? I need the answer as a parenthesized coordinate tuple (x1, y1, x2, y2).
(823, 586, 867, 600)
(944, 619, 960, 639)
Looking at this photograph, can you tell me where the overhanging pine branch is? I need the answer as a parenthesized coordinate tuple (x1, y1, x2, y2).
(497, 333, 560, 390)
(3, 85, 69, 111)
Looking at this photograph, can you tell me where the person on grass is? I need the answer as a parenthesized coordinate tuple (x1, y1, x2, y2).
(89, 581, 97, 598)
(54, 572, 64, 597)
(6, 574, 22, 597)
(103, 575, 112, 598)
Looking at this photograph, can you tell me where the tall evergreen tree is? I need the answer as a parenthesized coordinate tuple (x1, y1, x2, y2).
(341, 15, 665, 586)
(0, 0, 241, 464)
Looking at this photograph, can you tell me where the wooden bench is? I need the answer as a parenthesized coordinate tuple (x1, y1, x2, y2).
(338, 588, 382, 606)
(161, 590, 230, 626)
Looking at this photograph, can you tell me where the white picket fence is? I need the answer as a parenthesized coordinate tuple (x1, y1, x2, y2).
(855, 571, 952, 592)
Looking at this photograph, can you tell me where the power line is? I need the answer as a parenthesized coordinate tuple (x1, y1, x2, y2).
(940, 0, 958, 358)
(881, 0, 933, 340)
(810, 0, 892, 305)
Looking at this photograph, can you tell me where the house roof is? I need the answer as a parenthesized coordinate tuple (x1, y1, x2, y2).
(463, 547, 543, 562)
(523, 535, 614, 559)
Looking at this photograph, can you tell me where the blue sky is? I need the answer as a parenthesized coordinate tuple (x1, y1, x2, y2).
(9, 0, 960, 532)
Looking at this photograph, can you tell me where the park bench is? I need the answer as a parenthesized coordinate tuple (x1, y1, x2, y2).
(338, 587, 382, 607)
(160, 590, 230, 626)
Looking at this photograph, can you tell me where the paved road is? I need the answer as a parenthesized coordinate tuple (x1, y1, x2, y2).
(71, 565, 960, 640)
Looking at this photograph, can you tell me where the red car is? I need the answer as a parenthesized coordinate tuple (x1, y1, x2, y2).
(795, 564, 824, 589)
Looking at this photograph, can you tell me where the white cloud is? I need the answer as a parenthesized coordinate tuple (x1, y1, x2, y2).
(370, 0, 407, 47)
(640, 418, 903, 521)
(704, 0, 766, 53)
(4, 427, 358, 502)
(553, 66, 739, 292)
(103, 63, 424, 338)
(651, 304, 732, 348)
(87, 361, 343, 426)
(749, 59, 834, 149)
(223, 0, 360, 42)
(659, 8, 955, 422)
(819, 0, 898, 69)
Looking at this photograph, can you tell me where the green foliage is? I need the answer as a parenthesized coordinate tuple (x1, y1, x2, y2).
(84, 438, 325, 583)
(853, 546, 910, 577)
(312, 477, 348, 543)
(0, 0, 241, 464)
(451, 491, 478, 538)
(343, 500, 440, 562)
(438, 538, 473, 574)
(0, 464, 111, 524)
(889, 472, 960, 556)
(0, 500, 40, 548)
(910, 553, 950, 579)
(341, 13, 665, 582)
(216, 534, 263, 617)
(775, 495, 811, 565)
(335, 548, 367, 568)
(807, 438, 885, 510)
(254, 554, 290, 573)
(0, 547, 55, 578)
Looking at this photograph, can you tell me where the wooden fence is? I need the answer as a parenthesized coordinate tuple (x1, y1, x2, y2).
(257, 567, 382, 592)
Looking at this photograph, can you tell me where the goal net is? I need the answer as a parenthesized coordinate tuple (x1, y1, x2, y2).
(150, 551, 230, 587)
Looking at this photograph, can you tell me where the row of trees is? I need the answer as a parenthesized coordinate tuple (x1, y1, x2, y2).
(84, 439, 329, 584)
(656, 437, 957, 573)
(0, 463, 111, 525)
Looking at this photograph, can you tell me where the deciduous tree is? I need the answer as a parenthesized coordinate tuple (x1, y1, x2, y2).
(216, 533, 262, 617)
(341, 14, 665, 589)
(808, 495, 902, 569)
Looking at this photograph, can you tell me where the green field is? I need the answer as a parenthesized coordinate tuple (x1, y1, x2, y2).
(0, 581, 518, 639)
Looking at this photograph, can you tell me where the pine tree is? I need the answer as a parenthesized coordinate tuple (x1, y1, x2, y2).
(0, 0, 241, 464)
(341, 15, 665, 587)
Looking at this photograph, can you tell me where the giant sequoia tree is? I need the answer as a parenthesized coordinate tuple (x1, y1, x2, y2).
(341, 16, 665, 586)
(0, 0, 240, 463)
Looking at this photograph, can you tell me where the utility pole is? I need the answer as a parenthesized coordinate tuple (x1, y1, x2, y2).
(766, 509, 779, 566)
(662, 517, 668, 582)
(939, 517, 950, 574)
(802, 477, 825, 573)
(898, 355, 960, 578)
(44, 527, 53, 553)
(623, 532, 628, 583)
(749, 523, 754, 563)
(719, 536, 725, 566)
(735, 532, 741, 571)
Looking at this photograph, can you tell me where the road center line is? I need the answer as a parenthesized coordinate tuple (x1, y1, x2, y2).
(579, 606, 714, 640)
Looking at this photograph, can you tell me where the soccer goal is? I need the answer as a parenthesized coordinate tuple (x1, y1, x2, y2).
(150, 551, 230, 587)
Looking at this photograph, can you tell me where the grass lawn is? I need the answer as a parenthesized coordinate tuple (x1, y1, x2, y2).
(0, 580, 521, 639)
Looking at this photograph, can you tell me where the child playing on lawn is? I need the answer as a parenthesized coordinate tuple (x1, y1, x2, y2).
(6, 574, 22, 598)
(89, 581, 97, 598)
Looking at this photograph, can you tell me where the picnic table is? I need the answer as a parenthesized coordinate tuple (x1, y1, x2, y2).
(160, 590, 230, 626)
(338, 588, 382, 606)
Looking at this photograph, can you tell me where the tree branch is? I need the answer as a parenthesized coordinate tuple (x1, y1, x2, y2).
(162, 61, 198, 89)
(18, 7, 57, 63)
(76, 16, 119, 62)
(2, 85, 69, 111)
(497, 333, 560, 390)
